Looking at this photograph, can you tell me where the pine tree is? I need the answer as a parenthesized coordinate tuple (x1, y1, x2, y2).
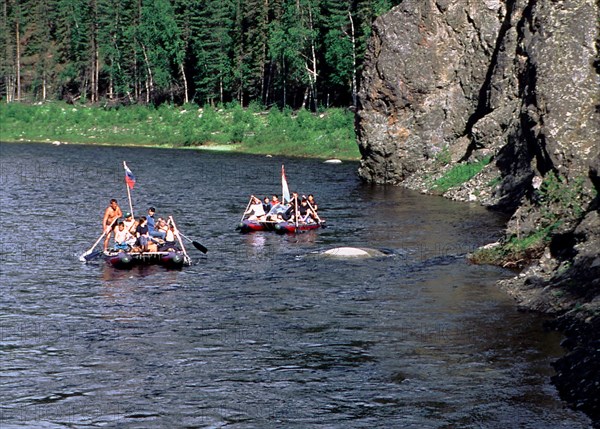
(239, 0, 270, 104)
(0, 0, 400, 107)
(135, 0, 184, 103)
(27, 0, 58, 101)
(97, 0, 136, 103)
(187, 0, 235, 106)
(321, 0, 353, 107)
(55, 0, 93, 102)
(1, 0, 15, 101)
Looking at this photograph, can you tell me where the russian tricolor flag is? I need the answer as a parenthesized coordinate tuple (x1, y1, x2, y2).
(281, 165, 291, 204)
(124, 162, 136, 189)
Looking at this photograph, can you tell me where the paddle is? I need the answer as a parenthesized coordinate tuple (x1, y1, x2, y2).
(305, 199, 323, 225)
(79, 218, 117, 262)
(168, 216, 192, 265)
(178, 232, 208, 254)
(83, 249, 104, 261)
(294, 194, 299, 233)
(240, 196, 253, 222)
(165, 216, 207, 253)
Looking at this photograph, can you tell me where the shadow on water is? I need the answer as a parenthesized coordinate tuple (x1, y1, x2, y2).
(0, 142, 592, 427)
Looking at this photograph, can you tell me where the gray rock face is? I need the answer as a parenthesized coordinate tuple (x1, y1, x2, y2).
(357, 0, 504, 184)
(357, 1, 599, 421)
(357, 0, 599, 283)
(357, 0, 599, 200)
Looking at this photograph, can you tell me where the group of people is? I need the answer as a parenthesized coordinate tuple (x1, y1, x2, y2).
(102, 199, 179, 253)
(244, 193, 321, 224)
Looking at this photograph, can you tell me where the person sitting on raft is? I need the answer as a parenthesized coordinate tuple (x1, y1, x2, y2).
(157, 218, 169, 237)
(262, 196, 272, 213)
(147, 207, 166, 240)
(307, 194, 318, 212)
(113, 221, 135, 250)
(159, 224, 179, 251)
(280, 192, 299, 221)
(300, 197, 316, 223)
(135, 216, 150, 252)
(123, 212, 136, 234)
(290, 197, 317, 224)
(245, 196, 266, 221)
(264, 195, 287, 222)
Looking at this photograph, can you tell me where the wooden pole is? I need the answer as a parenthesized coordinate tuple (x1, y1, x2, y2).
(306, 200, 321, 224)
(126, 184, 134, 218)
(80, 217, 118, 261)
(294, 194, 299, 232)
(241, 196, 253, 222)
(123, 161, 134, 218)
(169, 216, 191, 265)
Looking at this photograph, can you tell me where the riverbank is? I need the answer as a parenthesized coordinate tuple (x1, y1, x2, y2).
(0, 102, 360, 160)
(396, 155, 600, 425)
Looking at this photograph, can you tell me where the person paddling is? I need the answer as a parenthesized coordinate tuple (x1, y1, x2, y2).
(307, 194, 318, 212)
(244, 196, 266, 221)
(103, 199, 122, 251)
(297, 197, 316, 223)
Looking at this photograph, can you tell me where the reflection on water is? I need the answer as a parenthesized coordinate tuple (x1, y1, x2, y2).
(0, 142, 592, 427)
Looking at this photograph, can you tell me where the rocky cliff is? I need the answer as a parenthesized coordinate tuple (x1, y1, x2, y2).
(356, 0, 599, 423)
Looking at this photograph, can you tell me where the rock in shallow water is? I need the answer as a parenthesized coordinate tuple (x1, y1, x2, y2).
(321, 247, 387, 258)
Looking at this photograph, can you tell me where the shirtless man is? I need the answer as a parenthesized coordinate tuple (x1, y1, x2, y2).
(103, 199, 122, 251)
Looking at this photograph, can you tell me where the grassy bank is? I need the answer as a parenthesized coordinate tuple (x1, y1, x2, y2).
(469, 172, 594, 268)
(0, 102, 360, 160)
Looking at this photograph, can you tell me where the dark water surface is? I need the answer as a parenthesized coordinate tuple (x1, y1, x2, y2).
(0, 142, 591, 428)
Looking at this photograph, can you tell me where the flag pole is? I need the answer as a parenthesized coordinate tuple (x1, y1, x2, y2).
(124, 161, 134, 218)
(281, 164, 291, 204)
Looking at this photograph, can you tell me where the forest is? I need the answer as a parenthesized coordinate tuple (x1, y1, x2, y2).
(0, 0, 400, 109)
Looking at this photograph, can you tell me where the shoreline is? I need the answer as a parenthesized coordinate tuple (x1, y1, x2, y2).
(1, 138, 360, 161)
(0, 103, 361, 161)
(397, 165, 599, 426)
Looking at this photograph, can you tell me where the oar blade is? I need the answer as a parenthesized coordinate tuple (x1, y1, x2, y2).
(79, 249, 96, 261)
(192, 241, 208, 254)
(83, 249, 104, 261)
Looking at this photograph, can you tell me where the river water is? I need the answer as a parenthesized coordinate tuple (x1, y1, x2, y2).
(0, 142, 591, 428)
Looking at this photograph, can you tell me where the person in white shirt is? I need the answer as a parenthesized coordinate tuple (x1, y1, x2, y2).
(123, 212, 136, 233)
(113, 221, 135, 250)
(244, 196, 266, 221)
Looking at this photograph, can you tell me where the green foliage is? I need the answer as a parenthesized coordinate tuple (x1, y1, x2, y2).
(198, 105, 225, 133)
(434, 146, 451, 166)
(537, 171, 588, 226)
(0, 102, 360, 159)
(0, 0, 401, 108)
(471, 171, 593, 267)
(430, 157, 492, 193)
(470, 223, 558, 267)
(487, 176, 502, 189)
(243, 108, 358, 158)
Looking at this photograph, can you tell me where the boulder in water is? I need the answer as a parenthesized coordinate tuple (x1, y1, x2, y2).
(321, 247, 386, 258)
